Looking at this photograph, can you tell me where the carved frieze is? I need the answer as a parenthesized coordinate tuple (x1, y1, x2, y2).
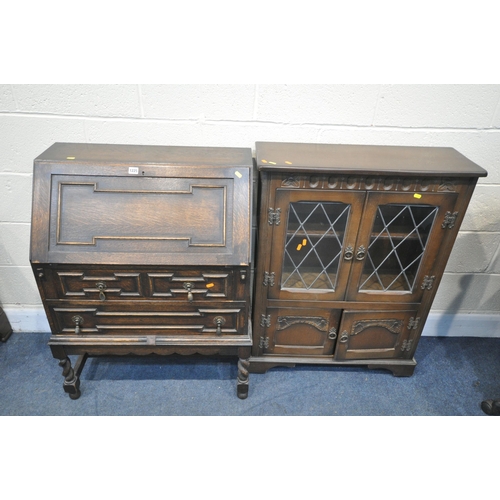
(280, 174, 459, 193)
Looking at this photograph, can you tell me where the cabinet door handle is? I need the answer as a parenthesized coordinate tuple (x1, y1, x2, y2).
(340, 330, 349, 343)
(344, 246, 354, 261)
(183, 282, 194, 302)
(356, 245, 366, 260)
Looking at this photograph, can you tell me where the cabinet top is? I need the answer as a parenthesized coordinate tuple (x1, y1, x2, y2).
(255, 142, 487, 177)
(35, 142, 253, 168)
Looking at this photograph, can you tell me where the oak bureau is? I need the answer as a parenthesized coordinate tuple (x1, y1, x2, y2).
(30, 143, 253, 399)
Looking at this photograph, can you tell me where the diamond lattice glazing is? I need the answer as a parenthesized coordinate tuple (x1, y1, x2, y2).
(282, 202, 350, 290)
(360, 204, 438, 292)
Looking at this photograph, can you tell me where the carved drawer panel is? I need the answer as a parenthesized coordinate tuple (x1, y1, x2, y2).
(334, 309, 418, 361)
(49, 302, 247, 337)
(147, 269, 234, 301)
(36, 265, 241, 301)
(50, 269, 143, 300)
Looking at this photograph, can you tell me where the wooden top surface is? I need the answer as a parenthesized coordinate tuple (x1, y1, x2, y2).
(35, 142, 253, 168)
(255, 142, 487, 177)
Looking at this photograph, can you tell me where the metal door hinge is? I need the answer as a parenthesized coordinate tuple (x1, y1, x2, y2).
(260, 314, 271, 328)
(421, 275, 435, 290)
(259, 336, 269, 349)
(407, 317, 420, 330)
(401, 339, 413, 352)
(263, 271, 275, 287)
(268, 208, 281, 225)
(442, 211, 459, 229)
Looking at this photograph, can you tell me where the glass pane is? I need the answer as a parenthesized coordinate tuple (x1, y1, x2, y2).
(360, 204, 438, 292)
(281, 202, 350, 291)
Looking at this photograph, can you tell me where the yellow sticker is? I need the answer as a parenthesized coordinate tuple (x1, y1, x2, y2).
(269, 161, 277, 165)
(296, 244, 303, 251)
(285, 161, 293, 165)
(414, 193, 422, 199)
(206, 283, 215, 289)
(302, 239, 307, 246)
(261, 159, 268, 163)
(235, 171, 242, 178)
(66, 156, 75, 160)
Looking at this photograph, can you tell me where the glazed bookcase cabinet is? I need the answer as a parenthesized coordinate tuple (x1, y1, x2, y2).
(30, 143, 253, 399)
(250, 142, 487, 376)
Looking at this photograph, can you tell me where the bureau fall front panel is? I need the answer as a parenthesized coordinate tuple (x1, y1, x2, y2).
(50, 174, 229, 257)
(30, 170, 251, 266)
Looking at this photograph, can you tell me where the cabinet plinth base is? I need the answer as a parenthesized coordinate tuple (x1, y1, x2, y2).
(248, 355, 417, 377)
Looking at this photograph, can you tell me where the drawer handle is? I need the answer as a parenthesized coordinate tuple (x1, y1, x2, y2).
(214, 316, 226, 335)
(340, 330, 349, 343)
(96, 282, 107, 301)
(72, 315, 83, 334)
(183, 282, 194, 302)
(328, 328, 337, 340)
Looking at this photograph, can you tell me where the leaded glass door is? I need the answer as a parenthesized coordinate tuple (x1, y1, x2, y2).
(346, 191, 458, 302)
(269, 190, 365, 301)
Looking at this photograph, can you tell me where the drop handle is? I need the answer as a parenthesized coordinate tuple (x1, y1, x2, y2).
(72, 315, 83, 334)
(183, 282, 194, 302)
(96, 281, 107, 301)
(214, 316, 226, 335)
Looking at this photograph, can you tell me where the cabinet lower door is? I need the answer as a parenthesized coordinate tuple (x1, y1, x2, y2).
(335, 309, 417, 360)
(259, 307, 341, 356)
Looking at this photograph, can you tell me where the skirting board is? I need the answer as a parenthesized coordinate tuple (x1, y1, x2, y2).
(2, 307, 500, 338)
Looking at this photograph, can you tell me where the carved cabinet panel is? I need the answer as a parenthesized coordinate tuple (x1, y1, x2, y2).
(251, 141, 487, 377)
(334, 310, 417, 361)
(258, 307, 341, 356)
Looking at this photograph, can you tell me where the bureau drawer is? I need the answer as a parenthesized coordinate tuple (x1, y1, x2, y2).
(48, 302, 248, 337)
(36, 265, 244, 302)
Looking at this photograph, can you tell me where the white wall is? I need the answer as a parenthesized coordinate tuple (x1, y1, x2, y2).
(1, 84, 499, 335)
